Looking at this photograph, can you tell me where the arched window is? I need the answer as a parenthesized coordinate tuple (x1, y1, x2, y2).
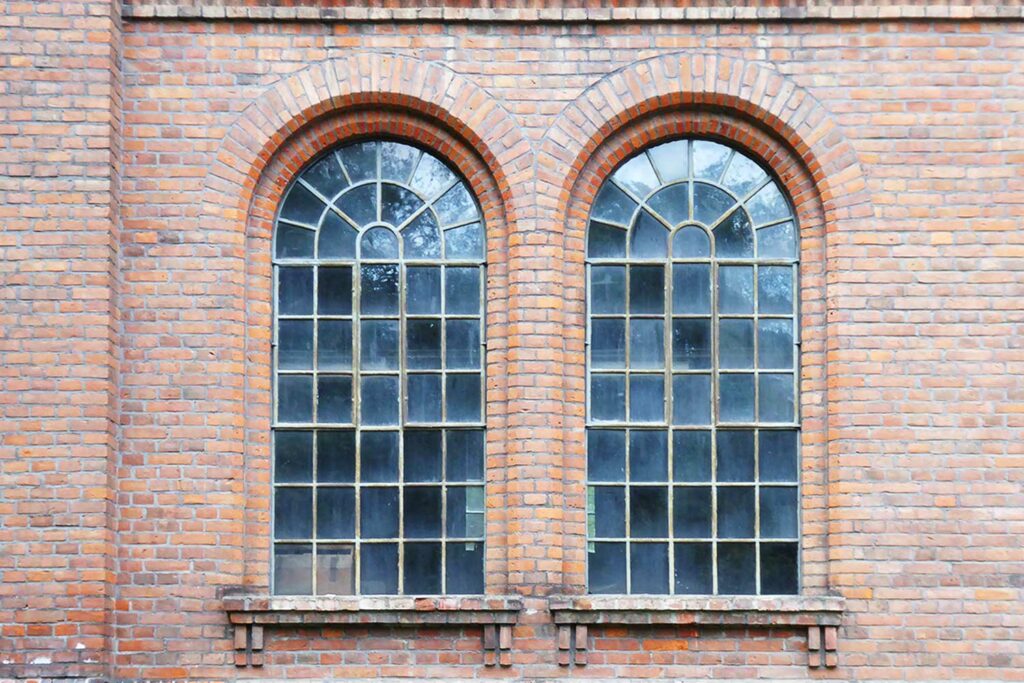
(585, 139, 799, 595)
(272, 140, 486, 596)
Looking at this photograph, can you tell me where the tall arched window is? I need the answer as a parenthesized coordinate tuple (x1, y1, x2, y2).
(272, 140, 486, 596)
(585, 139, 799, 595)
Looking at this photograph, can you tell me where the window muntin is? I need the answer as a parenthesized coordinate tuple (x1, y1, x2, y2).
(272, 140, 486, 596)
(586, 138, 799, 595)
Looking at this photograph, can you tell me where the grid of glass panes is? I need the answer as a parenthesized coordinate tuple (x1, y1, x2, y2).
(586, 138, 800, 595)
(273, 140, 486, 595)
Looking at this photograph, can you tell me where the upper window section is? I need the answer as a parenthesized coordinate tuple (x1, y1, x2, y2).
(272, 140, 486, 596)
(585, 139, 799, 596)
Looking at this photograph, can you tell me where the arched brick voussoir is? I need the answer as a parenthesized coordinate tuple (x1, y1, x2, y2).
(198, 52, 533, 237)
(539, 52, 871, 227)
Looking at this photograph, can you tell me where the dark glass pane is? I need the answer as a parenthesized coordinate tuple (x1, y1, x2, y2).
(587, 221, 627, 258)
(359, 543, 398, 594)
(275, 221, 315, 259)
(446, 374, 481, 422)
(316, 487, 355, 539)
(758, 319, 794, 369)
(591, 266, 626, 314)
(692, 140, 731, 181)
(274, 487, 312, 539)
(758, 266, 793, 315)
(672, 318, 711, 369)
(381, 184, 423, 227)
(614, 153, 659, 198)
(759, 430, 799, 483)
(591, 374, 625, 422)
(761, 486, 799, 538)
(647, 140, 688, 182)
(672, 374, 711, 425)
(318, 266, 352, 315)
(629, 210, 668, 258)
(278, 267, 313, 315)
(757, 221, 796, 259)
(317, 375, 352, 423)
(672, 226, 710, 258)
(278, 375, 313, 423)
(274, 544, 312, 595)
(404, 487, 442, 538)
(716, 430, 755, 482)
(590, 318, 625, 369)
(404, 542, 442, 594)
(338, 141, 377, 183)
(760, 542, 799, 594)
(318, 210, 358, 259)
(302, 153, 348, 200)
(360, 264, 399, 315)
(407, 374, 442, 422)
(693, 182, 735, 226)
(275, 430, 312, 483)
(361, 320, 399, 371)
(445, 222, 484, 260)
(588, 542, 627, 594)
(279, 182, 325, 226)
(648, 184, 690, 227)
(380, 141, 418, 183)
(318, 320, 352, 371)
(630, 543, 669, 594)
(360, 431, 399, 483)
(629, 266, 664, 314)
(672, 263, 711, 314)
(718, 266, 754, 314)
(445, 486, 484, 537)
(278, 320, 313, 370)
(629, 319, 664, 370)
(317, 430, 355, 483)
(759, 374, 794, 423)
(718, 374, 754, 423)
(403, 211, 442, 259)
(445, 267, 481, 315)
(587, 429, 625, 482)
(591, 181, 637, 226)
(360, 226, 399, 259)
(719, 318, 754, 370)
(407, 319, 441, 369)
(445, 319, 481, 370)
(715, 208, 754, 258)
(360, 487, 399, 538)
(406, 267, 441, 314)
(673, 486, 711, 538)
(721, 153, 767, 198)
(629, 430, 668, 482)
(447, 430, 485, 482)
(317, 544, 355, 595)
(629, 375, 664, 423)
(592, 486, 625, 537)
(336, 183, 377, 227)
(434, 182, 478, 227)
(630, 486, 668, 537)
(717, 487, 755, 538)
(717, 543, 756, 594)
(409, 153, 455, 200)
(672, 430, 711, 482)
(446, 542, 484, 594)
(674, 542, 712, 594)
(746, 182, 789, 226)
(360, 376, 399, 425)
(404, 429, 442, 483)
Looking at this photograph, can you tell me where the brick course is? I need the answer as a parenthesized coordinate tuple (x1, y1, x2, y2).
(1, 1, 1022, 680)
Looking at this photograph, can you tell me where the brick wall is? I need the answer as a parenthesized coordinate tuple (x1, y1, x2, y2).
(2, 2, 1023, 680)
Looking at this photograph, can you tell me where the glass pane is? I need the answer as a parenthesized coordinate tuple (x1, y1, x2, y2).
(318, 320, 352, 371)
(338, 141, 377, 183)
(715, 208, 754, 258)
(361, 320, 399, 371)
(758, 319, 794, 369)
(591, 181, 637, 226)
(446, 374, 481, 422)
(759, 374, 794, 423)
(445, 319, 481, 369)
(588, 542, 627, 594)
(274, 487, 312, 539)
(717, 487, 755, 538)
(360, 431, 399, 483)
(588, 429, 626, 482)
(629, 266, 664, 314)
(318, 210, 358, 259)
(628, 430, 668, 482)
(317, 430, 355, 483)
(590, 318, 625, 369)
(717, 543, 756, 594)
(760, 542, 799, 594)
(360, 226, 399, 259)
(758, 266, 793, 315)
(590, 374, 625, 422)
(446, 486, 485, 537)
(404, 487, 442, 538)
(278, 375, 313, 423)
(719, 318, 754, 370)
(434, 181, 478, 227)
(672, 226, 710, 258)
(647, 140, 688, 181)
(275, 221, 314, 259)
(402, 211, 442, 259)
(629, 375, 664, 423)
(672, 374, 711, 425)
(446, 543, 484, 594)
(407, 374, 442, 422)
(274, 430, 312, 483)
(302, 153, 348, 199)
(360, 488, 399, 538)
(718, 266, 754, 314)
(716, 430, 755, 482)
(648, 185, 690, 227)
(693, 182, 735, 227)
(380, 141, 418, 183)
(381, 184, 423, 227)
(336, 184, 377, 227)
(721, 153, 767, 198)
(409, 153, 456, 200)
(629, 210, 668, 258)
(673, 486, 711, 538)
(757, 221, 796, 259)
(404, 429, 442, 483)
(406, 267, 441, 314)
(360, 376, 399, 425)
(760, 487, 799, 538)
(447, 430, 485, 482)
(274, 544, 312, 595)
(279, 182, 324, 226)
(445, 222, 484, 259)
(590, 266, 626, 314)
(672, 430, 711, 482)
(630, 486, 668, 537)
(692, 140, 731, 181)
(587, 221, 627, 258)
(672, 264, 711, 314)
(630, 543, 669, 594)
(316, 487, 355, 539)
(360, 264, 399, 315)
(359, 543, 398, 594)
(672, 318, 711, 369)
(317, 376, 352, 423)
(407, 320, 441, 369)
(614, 153, 659, 198)
(404, 542, 442, 594)
(445, 267, 481, 315)
(591, 486, 625, 537)
(759, 430, 798, 483)
(629, 319, 665, 369)
(318, 267, 352, 315)
(746, 182, 790, 226)
(317, 544, 355, 595)
(278, 267, 313, 315)
(278, 320, 313, 370)
(674, 542, 712, 594)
